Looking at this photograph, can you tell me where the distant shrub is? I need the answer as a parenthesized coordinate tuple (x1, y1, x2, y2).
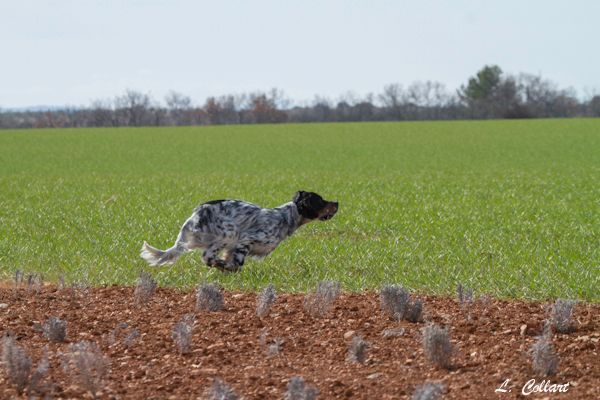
(1, 337, 50, 398)
(26, 273, 35, 289)
(457, 283, 475, 320)
(382, 327, 405, 338)
(1, 335, 32, 395)
(422, 323, 452, 369)
(172, 314, 195, 354)
(109, 322, 128, 345)
(380, 284, 409, 319)
(69, 280, 91, 305)
(412, 382, 444, 400)
(267, 338, 284, 358)
(304, 280, 341, 318)
(259, 328, 284, 358)
(61, 340, 109, 400)
(346, 335, 370, 364)
(549, 299, 576, 333)
(108, 322, 140, 348)
(196, 283, 224, 312)
(58, 275, 66, 290)
(204, 378, 239, 400)
(27, 348, 50, 398)
(531, 333, 559, 376)
(456, 283, 474, 305)
(14, 269, 24, 289)
(26, 273, 43, 294)
(256, 283, 277, 317)
(134, 271, 157, 306)
(285, 376, 319, 400)
(405, 299, 424, 323)
(123, 329, 140, 348)
(479, 294, 492, 309)
(42, 316, 67, 343)
(380, 284, 423, 322)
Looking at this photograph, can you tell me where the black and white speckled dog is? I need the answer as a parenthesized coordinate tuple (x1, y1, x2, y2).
(140, 191, 338, 272)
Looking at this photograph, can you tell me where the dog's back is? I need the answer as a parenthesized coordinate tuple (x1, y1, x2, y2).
(193, 200, 261, 231)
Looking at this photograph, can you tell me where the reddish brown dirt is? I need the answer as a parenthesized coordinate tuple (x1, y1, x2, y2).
(0, 285, 598, 399)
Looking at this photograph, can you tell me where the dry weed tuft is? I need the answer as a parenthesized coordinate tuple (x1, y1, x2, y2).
(285, 376, 319, 400)
(411, 382, 444, 400)
(196, 283, 224, 312)
(346, 335, 370, 364)
(61, 340, 109, 400)
(42, 316, 67, 343)
(256, 283, 277, 317)
(422, 323, 452, 369)
(172, 314, 195, 354)
(304, 280, 341, 318)
(134, 271, 157, 306)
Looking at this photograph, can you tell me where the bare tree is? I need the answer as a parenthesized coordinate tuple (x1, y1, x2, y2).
(246, 89, 288, 124)
(406, 81, 452, 119)
(165, 91, 191, 110)
(90, 99, 117, 127)
(114, 89, 153, 126)
(269, 87, 291, 110)
(518, 74, 557, 117)
(493, 76, 527, 118)
(165, 91, 192, 125)
(204, 95, 240, 125)
(548, 90, 579, 118)
(355, 93, 376, 121)
(587, 95, 600, 117)
(379, 83, 405, 120)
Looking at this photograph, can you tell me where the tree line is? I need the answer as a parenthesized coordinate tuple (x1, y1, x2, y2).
(1, 65, 599, 129)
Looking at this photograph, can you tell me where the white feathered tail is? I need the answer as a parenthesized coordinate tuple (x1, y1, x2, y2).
(140, 241, 184, 266)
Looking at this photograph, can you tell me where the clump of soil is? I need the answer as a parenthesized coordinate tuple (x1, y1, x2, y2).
(0, 285, 598, 399)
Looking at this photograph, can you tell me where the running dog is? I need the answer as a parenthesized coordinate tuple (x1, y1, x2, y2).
(140, 191, 338, 272)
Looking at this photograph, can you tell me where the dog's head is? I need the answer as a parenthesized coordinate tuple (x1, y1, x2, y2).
(293, 191, 338, 222)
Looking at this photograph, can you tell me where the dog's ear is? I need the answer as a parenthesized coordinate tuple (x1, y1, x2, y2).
(293, 191, 320, 219)
(293, 191, 306, 203)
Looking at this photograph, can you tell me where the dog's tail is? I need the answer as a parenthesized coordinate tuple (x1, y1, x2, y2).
(140, 241, 184, 266)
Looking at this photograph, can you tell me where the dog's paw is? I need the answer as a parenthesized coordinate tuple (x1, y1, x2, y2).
(207, 259, 228, 272)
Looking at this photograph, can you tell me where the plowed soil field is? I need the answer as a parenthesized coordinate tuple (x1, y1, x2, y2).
(1, 285, 598, 399)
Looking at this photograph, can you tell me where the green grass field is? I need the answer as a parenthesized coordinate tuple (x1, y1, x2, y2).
(1, 119, 599, 300)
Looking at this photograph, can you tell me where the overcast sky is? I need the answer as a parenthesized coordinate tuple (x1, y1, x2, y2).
(1, 0, 599, 108)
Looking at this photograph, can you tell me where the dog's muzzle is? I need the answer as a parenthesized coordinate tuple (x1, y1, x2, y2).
(319, 201, 339, 221)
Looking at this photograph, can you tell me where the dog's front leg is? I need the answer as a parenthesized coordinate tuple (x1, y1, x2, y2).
(202, 244, 226, 270)
(222, 244, 249, 273)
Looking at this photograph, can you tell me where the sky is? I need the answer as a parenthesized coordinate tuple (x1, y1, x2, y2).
(1, 0, 599, 108)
